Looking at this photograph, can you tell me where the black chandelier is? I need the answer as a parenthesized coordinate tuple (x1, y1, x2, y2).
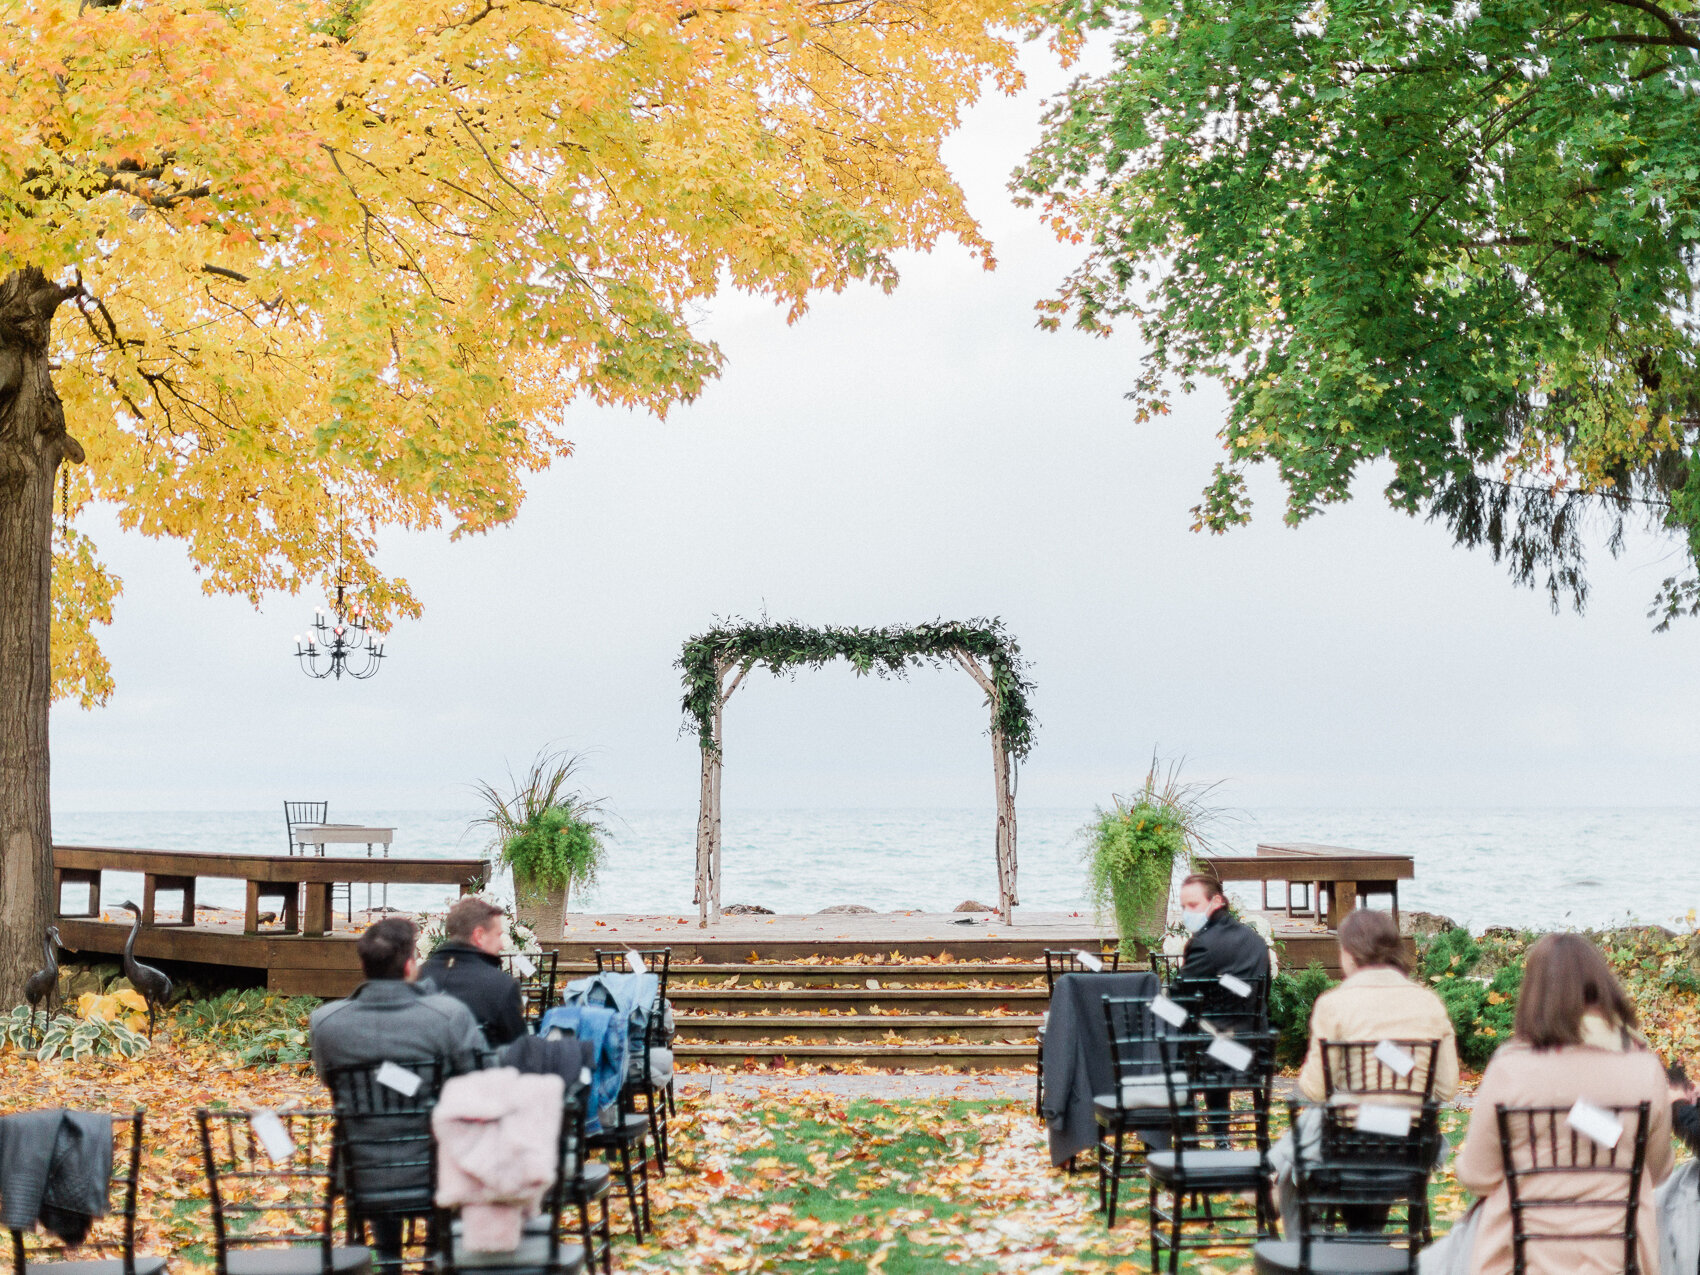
(295, 583, 384, 680)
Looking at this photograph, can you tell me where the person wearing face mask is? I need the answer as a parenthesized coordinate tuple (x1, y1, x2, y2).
(1175, 872, 1270, 987)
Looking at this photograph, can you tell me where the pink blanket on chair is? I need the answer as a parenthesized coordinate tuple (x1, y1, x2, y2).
(431, 1068, 563, 1252)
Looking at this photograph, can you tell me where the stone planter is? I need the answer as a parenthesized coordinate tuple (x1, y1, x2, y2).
(514, 876, 567, 940)
(1130, 892, 1170, 951)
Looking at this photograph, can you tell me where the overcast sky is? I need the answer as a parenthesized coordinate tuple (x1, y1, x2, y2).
(49, 45, 1700, 819)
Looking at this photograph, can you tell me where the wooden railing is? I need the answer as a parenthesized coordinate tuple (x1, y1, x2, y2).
(52, 844, 488, 937)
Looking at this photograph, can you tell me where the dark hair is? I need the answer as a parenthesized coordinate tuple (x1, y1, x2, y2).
(1180, 873, 1226, 902)
(1514, 933, 1639, 1050)
(357, 916, 418, 981)
(1336, 908, 1409, 974)
(445, 897, 505, 943)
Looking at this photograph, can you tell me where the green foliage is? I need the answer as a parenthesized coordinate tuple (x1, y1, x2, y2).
(1016, 0, 1700, 623)
(1415, 928, 1531, 1067)
(3, 1005, 149, 1062)
(1083, 759, 1217, 951)
(173, 990, 318, 1067)
(678, 619, 1036, 759)
(474, 749, 608, 895)
(1270, 963, 1338, 1068)
(1419, 928, 1482, 982)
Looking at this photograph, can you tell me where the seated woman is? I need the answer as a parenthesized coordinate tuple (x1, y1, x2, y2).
(1427, 933, 1672, 1274)
(1273, 908, 1458, 1229)
(1296, 907, 1459, 1104)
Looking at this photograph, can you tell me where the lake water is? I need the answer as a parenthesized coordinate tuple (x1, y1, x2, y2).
(52, 807, 1700, 934)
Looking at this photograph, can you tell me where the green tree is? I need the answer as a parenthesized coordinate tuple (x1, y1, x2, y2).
(1016, 0, 1700, 619)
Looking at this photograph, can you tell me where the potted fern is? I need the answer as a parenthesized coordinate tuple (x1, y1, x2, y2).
(473, 750, 608, 939)
(1084, 759, 1221, 956)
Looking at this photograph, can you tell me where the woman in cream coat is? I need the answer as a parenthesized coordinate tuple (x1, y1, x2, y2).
(1446, 933, 1672, 1274)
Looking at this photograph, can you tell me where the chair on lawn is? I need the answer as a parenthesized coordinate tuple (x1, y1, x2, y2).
(1144, 1029, 1278, 1271)
(1037, 948, 1123, 1120)
(501, 951, 561, 1034)
(591, 949, 673, 1173)
(556, 1068, 613, 1275)
(1254, 1099, 1443, 1274)
(1095, 995, 1181, 1228)
(583, 1068, 653, 1244)
(5, 1109, 164, 1275)
(323, 1061, 448, 1273)
(1496, 1102, 1653, 1275)
(197, 1108, 371, 1275)
(1320, 1040, 1442, 1106)
(1314, 1039, 1443, 1243)
(436, 1075, 590, 1275)
(1168, 974, 1270, 1033)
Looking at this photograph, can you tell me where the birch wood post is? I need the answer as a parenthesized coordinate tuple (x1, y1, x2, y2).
(694, 660, 748, 928)
(953, 650, 1019, 925)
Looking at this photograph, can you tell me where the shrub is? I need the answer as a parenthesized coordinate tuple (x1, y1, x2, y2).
(1416, 927, 1528, 1068)
(1270, 962, 1337, 1068)
(1419, 927, 1481, 981)
(174, 989, 319, 1066)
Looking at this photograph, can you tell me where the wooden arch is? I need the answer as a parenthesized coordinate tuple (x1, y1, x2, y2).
(677, 620, 1036, 927)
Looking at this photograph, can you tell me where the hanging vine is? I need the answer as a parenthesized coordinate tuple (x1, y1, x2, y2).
(677, 617, 1037, 757)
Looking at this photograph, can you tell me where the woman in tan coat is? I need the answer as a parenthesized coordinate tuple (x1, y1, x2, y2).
(1297, 908, 1459, 1103)
(1447, 933, 1673, 1274)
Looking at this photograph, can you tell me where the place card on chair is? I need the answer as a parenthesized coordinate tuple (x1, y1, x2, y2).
(376, 1060, 423, 1097)
(513, 954, 536, 979)
(1566, 1099, 1624, 1148)
(1073, 950, 1104, 972)
(1374, 1039, 1416, 1077)
(1218, 973, 1253, 998)
(1206, 1036, 1254, 1072)
(1356, 1104, 1413, 1138)
(250, 1110, 297, 1162)
(627, 950, 647, 975)
(1152, 995, 1188, 1028)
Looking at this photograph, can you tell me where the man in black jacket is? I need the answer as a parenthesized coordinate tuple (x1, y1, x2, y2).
(1175, 872, 1271, 1147)
(1177, 872, 1270, 985)
(418, 897, 526, 1048)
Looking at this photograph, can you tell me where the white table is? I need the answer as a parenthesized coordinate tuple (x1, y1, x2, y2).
(292, 824, 397, 912)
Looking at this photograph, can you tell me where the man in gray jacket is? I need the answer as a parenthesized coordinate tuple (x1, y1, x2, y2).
(310, 916, 488, 1078)
(309, 916, 486, 1268)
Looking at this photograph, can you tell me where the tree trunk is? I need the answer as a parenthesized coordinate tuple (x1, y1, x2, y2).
(0, 266, 82, 1006)
(992, 729, 1018, 926)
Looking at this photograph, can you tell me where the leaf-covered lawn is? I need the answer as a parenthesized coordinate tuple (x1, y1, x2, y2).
(628, 1095, 1472, 1273)
(0, 1042, 1473, 1274)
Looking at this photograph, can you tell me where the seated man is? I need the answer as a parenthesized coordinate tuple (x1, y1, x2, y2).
(418, 897, 526, 1047)
(1175, 872, 1271, 1146)
(1176, 871, 1271, 987)
(310, 915, 488, 1077)
(309, 917, 487, 1268)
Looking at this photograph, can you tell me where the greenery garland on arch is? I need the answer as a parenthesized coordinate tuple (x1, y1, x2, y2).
(677, 618, 1037, 926)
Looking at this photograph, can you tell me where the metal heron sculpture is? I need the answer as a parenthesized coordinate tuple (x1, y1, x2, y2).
(118, 902, 173, 1039)
(22, 925, 62, 1041)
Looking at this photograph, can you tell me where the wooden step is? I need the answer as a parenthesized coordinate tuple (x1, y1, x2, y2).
(674, 1012, 1041, 1044)
(677, 1040, 1037, 1070)
(560, 961, 1054, 987)
(672, 986, 1046, 1014)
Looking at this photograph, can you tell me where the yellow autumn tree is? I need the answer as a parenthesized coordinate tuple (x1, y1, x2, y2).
(0, 0, 1036, 999)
